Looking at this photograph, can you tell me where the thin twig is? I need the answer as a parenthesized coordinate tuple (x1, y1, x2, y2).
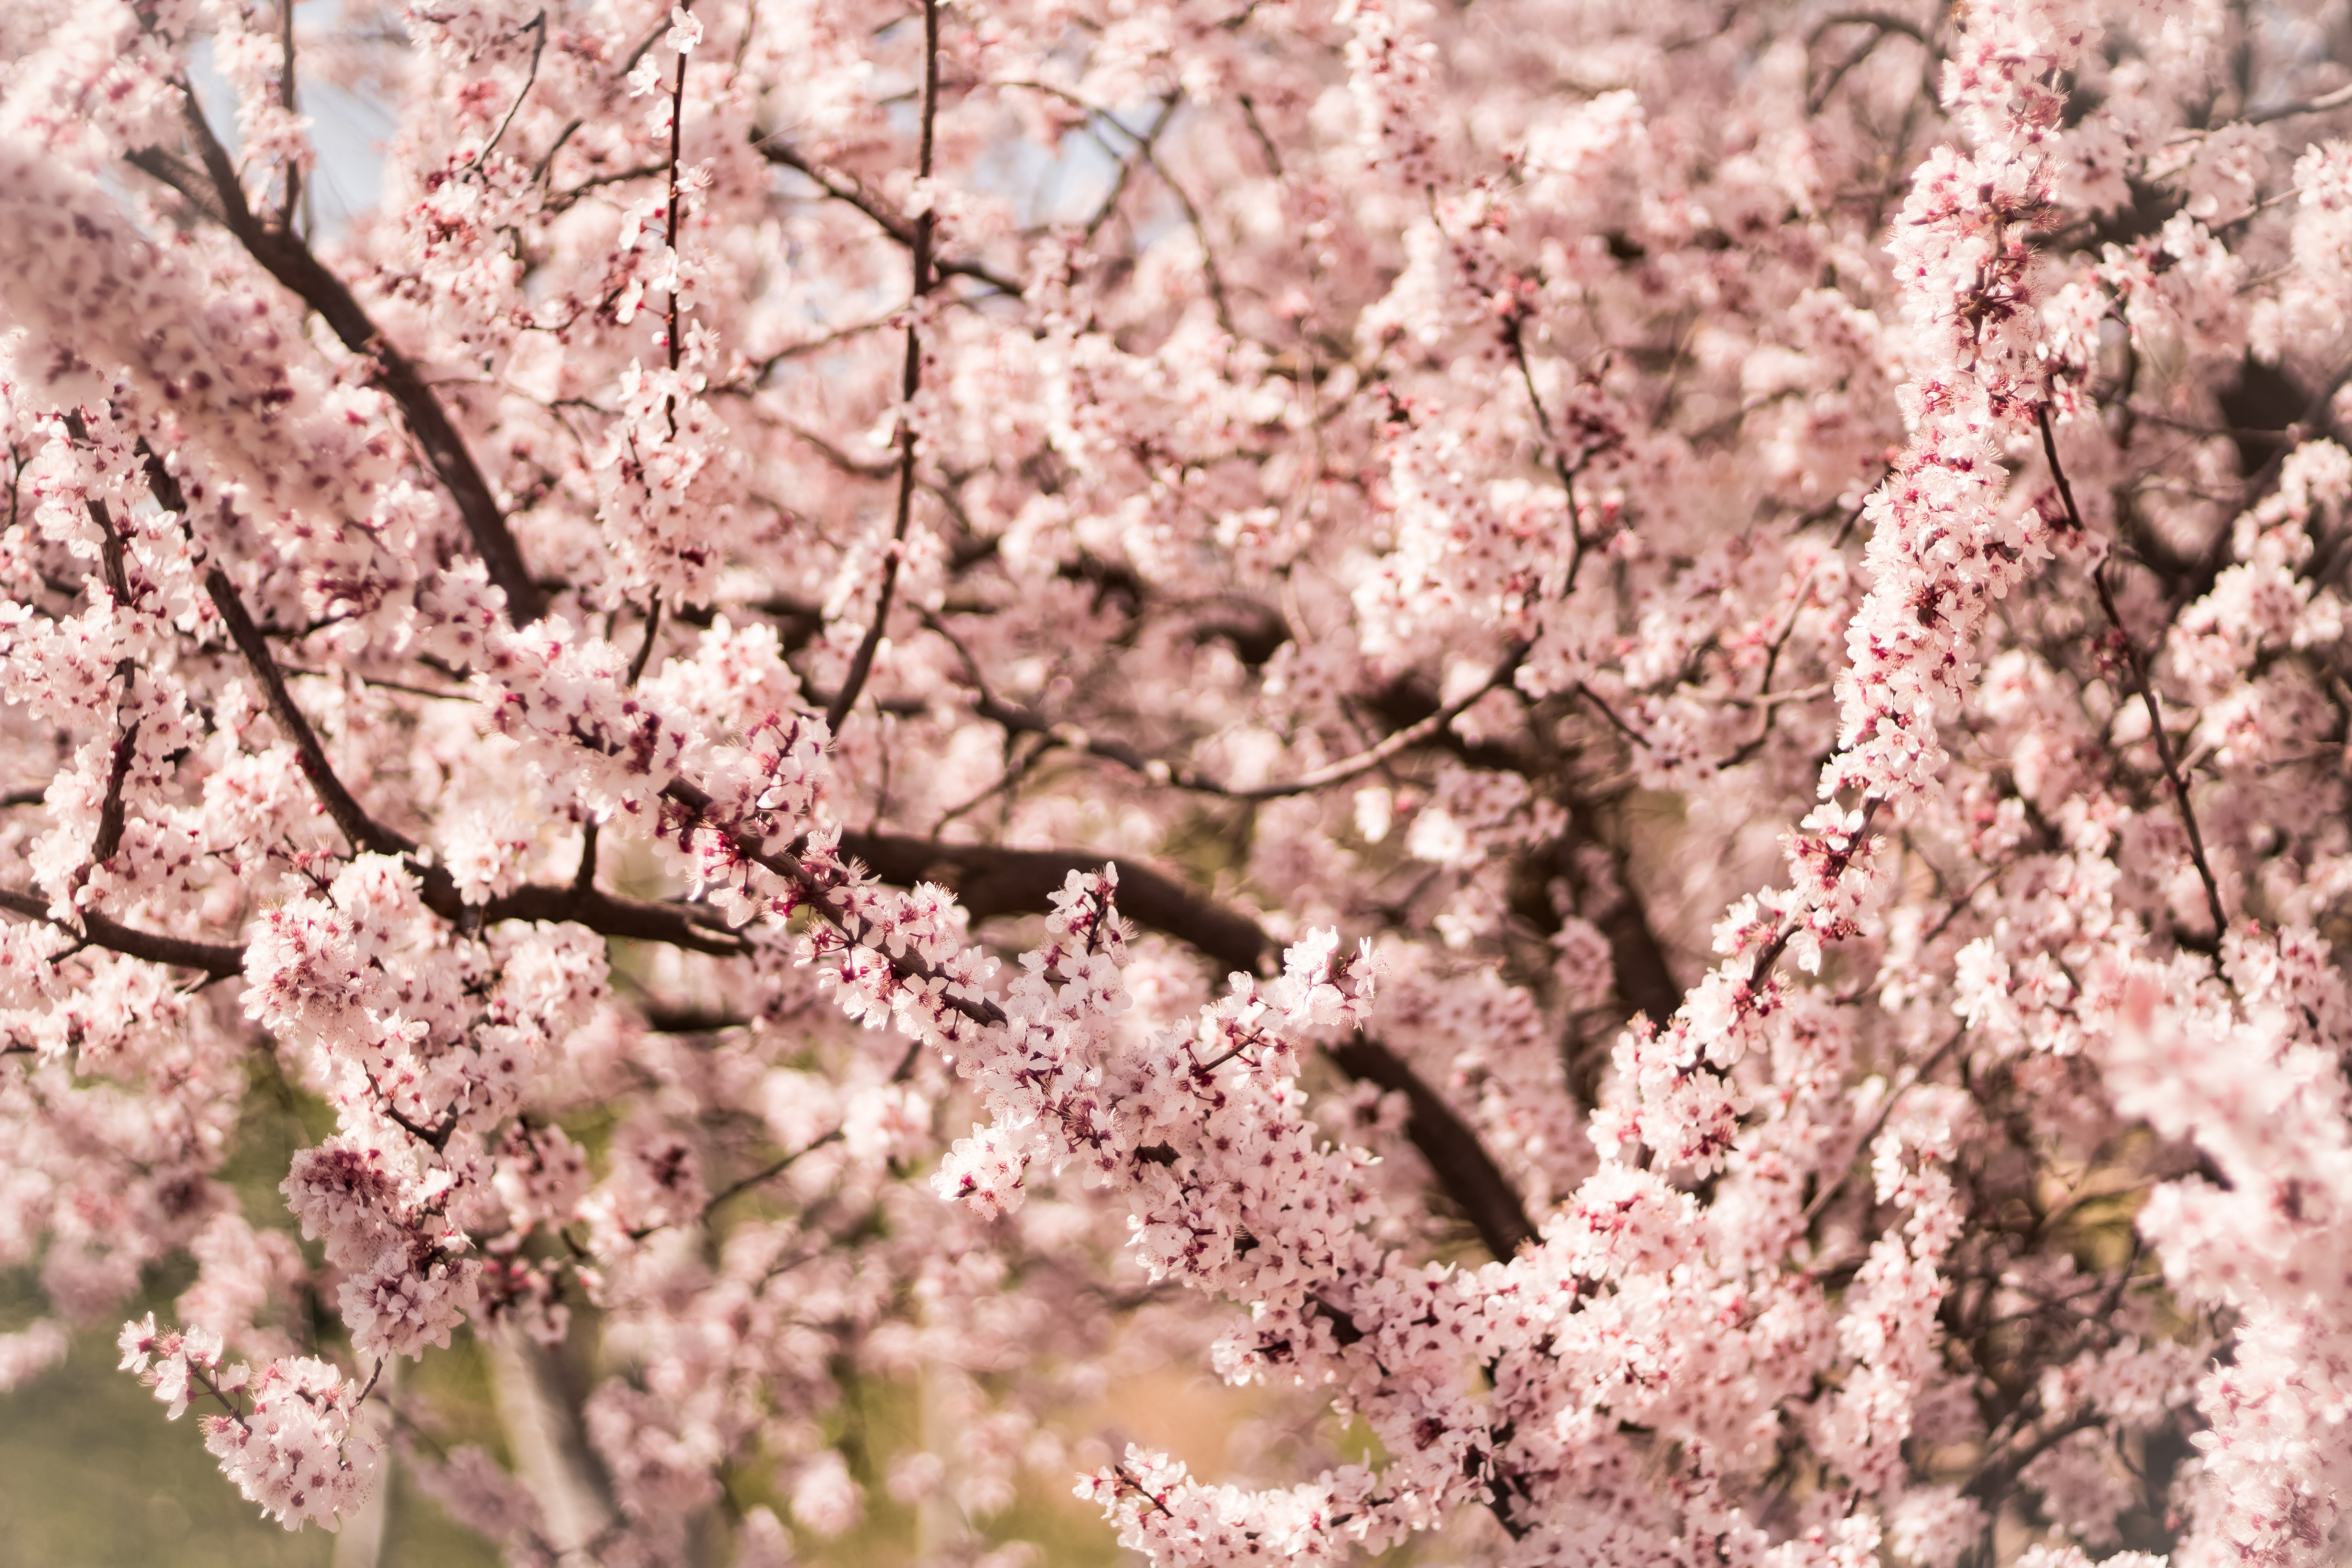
(703, 1127, 846, 1215)
(1500, 316, 1590, 590)
(277, 667, 472, 702)
(2246, 80, 2352, 125)
(1006, 81, 1234, 334)
(277, 0, 301, 229)
(472, 12, 548, 175)
(662, 10, 690, 433)
(1082, 97, 1176, 238)
(938, 621, 1527, 799)
(1744, 797, 1882, 987)
(755, 139, 1021, 296)
(2039, 404, 2228, 936)
(825, 0, 939, 736)
(1802, 1030, 1963, 1225)
(189, 1362, 254, 1432)
(354, 1355, 389, 1409)
(1574, 680, 1650, 750)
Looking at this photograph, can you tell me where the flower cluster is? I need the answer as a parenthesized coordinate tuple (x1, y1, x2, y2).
(119, 1313, 378, 1529)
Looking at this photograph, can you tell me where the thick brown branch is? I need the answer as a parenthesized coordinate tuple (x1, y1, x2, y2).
(478, 883, 748, 957)
(91, 722, 139, 868)
(71, 560, 140, 871)
(121, 505, 731, 962)
(838, 831, 1275, 976)
(1804, 9, 1929, 46)
(1551, 802, 1682, 1027)
(23, 779, 1528, 1254)
(45, 537, 1523, 1249)
(663, 780, 1535, 1256)
(59, 416, 142, 873)
(1326, 1035, 1538, 1259)
(662, 17, 689, 410)
(0, 889, 245, 978)
(485, 1324, 617, 1556)
(1963, 1408, 2105, 1505)
(59, 413, 134, 607)
(192, 491, 740, 954)
(3, 867, 749, 980)
(0, 876, 742, 980)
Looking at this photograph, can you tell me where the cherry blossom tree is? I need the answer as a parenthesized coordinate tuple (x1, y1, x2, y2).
(6, 0, 2352, 1563)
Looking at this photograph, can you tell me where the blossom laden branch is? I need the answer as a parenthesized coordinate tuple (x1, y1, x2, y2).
(127, 87, 545, 622)
(831, 830, 1535, 1254)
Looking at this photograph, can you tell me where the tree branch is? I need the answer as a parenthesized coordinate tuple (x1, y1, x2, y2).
(479, 883, 749, 957)
(206, 563, 412, 862)
(2246, 80, 2352, 125)
(2039, 405, 2228, 937)
(0, 874, 744, 981)
(1325, 1034, 1537, 1258)
(1804, 9, 1929, 47)
(672, 779, 1537, 1258)
(838, 831, 1275, 975)
(484, 1323, 616, 1558)
(39, 524, 1524, 1251)
(180, 451, 745, 958)
(664, 780, 1010, 1029)
(825, 0, 940, 735)
(832, 829, 1537, 1255)
(939, 632, 1527, 802)
(1082, 97, 1176, 238)
(703, 1127, 846, 1215)
(0, 889, 245, 978)
(755, 140, 1023, 297)
(1004, 82, 1234, 335)
(10, 802, 1531, 1259)
(1962, 1408, 2104, 1505)
(473, 11, 548, 175)
(130, 86, 545, 621)
(52, 421, 144, 875)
